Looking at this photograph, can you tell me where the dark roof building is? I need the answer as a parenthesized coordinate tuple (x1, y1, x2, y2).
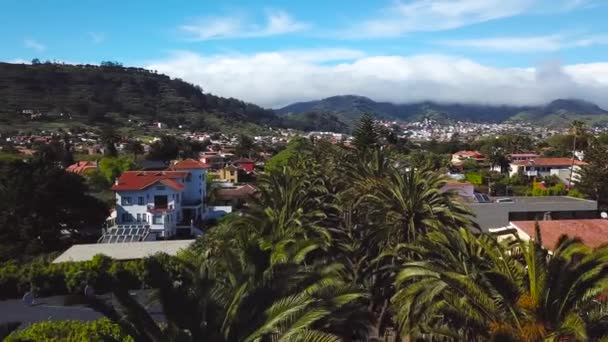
(470, 196, 598, 231)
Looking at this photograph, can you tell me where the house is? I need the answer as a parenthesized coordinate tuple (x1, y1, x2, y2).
(215, 165, 239, 183)
(215, 184, 257, 207)
(440, 181, 475, 201)
(65, 161, 97, 175)
(235, 158, 255, 172)
(451, 150, 485, 166)
(507, 153, 539, 162)
(199, 153, 225, 169)
(508, 157, 588, 184)
(498, 219, 608, 251)
(470, 196, 598, 232)
(107, 159, 208, 241)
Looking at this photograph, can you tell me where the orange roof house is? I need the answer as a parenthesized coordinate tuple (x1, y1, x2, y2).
(66, 161, 98, 175)
(511, 219, 608, 250)
(111, 171, 189, 191)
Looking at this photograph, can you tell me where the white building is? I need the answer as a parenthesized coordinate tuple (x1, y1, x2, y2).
(508, 157, 587, 184)
(105, 159, 209, 242)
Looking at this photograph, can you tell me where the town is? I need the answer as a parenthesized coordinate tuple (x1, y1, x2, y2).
(3, 0, 608, 339)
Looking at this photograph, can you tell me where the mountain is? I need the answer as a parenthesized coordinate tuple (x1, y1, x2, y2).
(508, 99, 608, 125)
(0, 62, 282, 133)
(278, 95, 608, 127)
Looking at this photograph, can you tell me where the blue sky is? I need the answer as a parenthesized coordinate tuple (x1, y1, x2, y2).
(2, 0, 608, 108)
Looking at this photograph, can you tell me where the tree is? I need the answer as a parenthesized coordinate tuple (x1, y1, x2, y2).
(147, 136, 180, 161)
(98, 156, 134, 183)
(352, 113, 379, 150)
(235, 134, 256, 158)
(568, 120, 586, 188)
(392, 228, 608, 340)
(0, 160, 109, 260)
(124, 140, 144, 157)
(576, 142, 608, 205)
(31, 58, 41, 65)
(62, 134, 74, 167)
(100, 128, 119, 157)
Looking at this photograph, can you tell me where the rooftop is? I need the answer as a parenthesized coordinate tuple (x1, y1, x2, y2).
(511, 157, 587, 166)
(111, 171, 188, 191)
(170, 158, 210, 170)
(469, 196, 598, 231)
(53, 240, 195, 263)
(512, 219, 608, 250)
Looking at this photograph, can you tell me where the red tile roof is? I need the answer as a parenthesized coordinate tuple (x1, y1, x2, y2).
(511, 158, 587, 167)
(216, 184, 257, 200)
(111, 171, 188, 191)
(66, 161, 97, 174)
(171, 159, 211, 170)
(235, 158, 255, 163)
(513, 219, 608, 250)
(508, 153, 539, 158)
(454, 150, 484, 157)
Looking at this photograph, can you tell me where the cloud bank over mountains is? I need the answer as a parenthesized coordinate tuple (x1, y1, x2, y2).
(148, 50, 608, 109)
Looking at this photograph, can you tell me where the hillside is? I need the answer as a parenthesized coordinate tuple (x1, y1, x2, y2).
(0, 62, 282, 133)
(279, 96, 608, 127)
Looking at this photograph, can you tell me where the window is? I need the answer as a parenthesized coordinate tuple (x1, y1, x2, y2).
(121, 197, 132, 206)
(156, 185, 166, 190)
(138, 196, 144, 205)
(142, 214, 148, 223)
(153, 214, 162, 224)
(136, 213, 141, 222)
(121, 213, 132, 222)
(176, 194, 180, 204)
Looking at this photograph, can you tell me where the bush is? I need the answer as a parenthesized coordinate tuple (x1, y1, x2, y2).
(567, 188, 586, 198)
(5, 319, 133, 342)
(0, 254, 164, 299)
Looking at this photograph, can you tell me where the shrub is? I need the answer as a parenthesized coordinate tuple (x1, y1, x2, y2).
(0, 253, 179, 299)
(5, 319, 133, 342)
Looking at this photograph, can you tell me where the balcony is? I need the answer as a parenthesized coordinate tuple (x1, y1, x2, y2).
(525, 170, 538, 177)
(147, 205, 175, 213)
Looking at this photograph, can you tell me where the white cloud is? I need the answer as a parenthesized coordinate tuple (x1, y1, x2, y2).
(179, 10, 308, 41)
(341, 0, 595, 38)
(146, 49, 608, 109)
(24, 39, 46, 52)
(439, 33, 608, 52)
(89, 32, 106, 44)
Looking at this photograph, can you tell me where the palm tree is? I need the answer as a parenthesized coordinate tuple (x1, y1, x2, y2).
(392, 227, 608, 341)
(369, 167, 477, 245)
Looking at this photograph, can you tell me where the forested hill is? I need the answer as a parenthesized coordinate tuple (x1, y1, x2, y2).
(278, 95, 608, 127)
(0, 62, 282, 130)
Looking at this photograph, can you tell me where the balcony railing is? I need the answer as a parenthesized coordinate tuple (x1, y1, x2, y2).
(147, 205, 174, 213)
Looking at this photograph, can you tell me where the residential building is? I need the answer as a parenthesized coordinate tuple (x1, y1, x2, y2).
(215, 165, 239, 183)
(106, 159, 208, 241)
(235, 158, 255, 172)
(440, 181, 475, 201)
(507, 153, 539, 162)
(508, 157, 588, 184)
(65, 161, 97, 175)
(507, 219, 608, 251)
(451, 150, 485, 166)
(470, 196, 598, 232)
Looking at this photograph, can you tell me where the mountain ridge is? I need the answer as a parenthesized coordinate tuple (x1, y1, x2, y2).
(278, 96, 608, 127)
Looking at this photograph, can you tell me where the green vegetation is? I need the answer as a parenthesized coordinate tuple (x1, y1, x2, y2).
(5, 319, 133, 342)
(0, 62, 281, 133)
(0, 159, 109, 261)
(278, 95, 608, 127)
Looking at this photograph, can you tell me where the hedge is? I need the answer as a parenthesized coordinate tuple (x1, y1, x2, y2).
(5, 319, 133, 342)
(0, 253, 182, 300)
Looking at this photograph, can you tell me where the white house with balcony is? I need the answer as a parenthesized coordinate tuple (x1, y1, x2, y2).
(101, 159, 209, 243)
(509, 157, 587, 184)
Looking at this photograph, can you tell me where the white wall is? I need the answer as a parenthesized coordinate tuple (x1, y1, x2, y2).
(116, 185, 182, 231)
